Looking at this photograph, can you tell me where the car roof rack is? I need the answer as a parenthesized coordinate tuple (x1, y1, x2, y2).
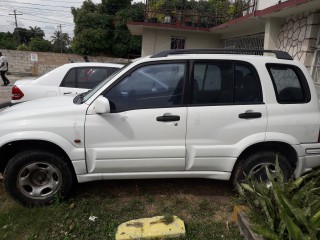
(150, 48, 293, 60)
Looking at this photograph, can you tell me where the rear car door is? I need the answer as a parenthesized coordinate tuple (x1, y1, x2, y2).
(266, 63, 319, 143)
(185, 60, 268, 173)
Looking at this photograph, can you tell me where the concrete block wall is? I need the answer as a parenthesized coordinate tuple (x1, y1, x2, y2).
(0, 49, 129, 76)
(277, 10, 320, 71)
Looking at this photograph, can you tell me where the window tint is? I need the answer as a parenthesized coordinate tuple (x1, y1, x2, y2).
(78, 67, 119, 89)
(192, 62, 261, 104)
(61, 67, 119, 89)
(193, 62, 232, 104)
(105, 63, 185, 112)
(267, 64, 310, 103)
(61, 68, 76, 88)
(234, 64, 261, 103)
(76, 68, 92, 88)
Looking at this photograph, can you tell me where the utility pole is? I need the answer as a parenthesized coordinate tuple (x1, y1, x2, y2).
(9, 10, 23, 44)
(58, 24, 63, 53)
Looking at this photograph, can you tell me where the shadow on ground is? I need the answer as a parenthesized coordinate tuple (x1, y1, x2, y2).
(71, 178, 234, 201)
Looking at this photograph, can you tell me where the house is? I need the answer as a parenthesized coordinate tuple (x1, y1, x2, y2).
(127, 0, 320, 84)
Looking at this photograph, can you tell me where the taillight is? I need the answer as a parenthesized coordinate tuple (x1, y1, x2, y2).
(12, 86, 24, 100)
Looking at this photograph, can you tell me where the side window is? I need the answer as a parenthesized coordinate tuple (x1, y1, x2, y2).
(61, 67, 119, 89)
(105, 63, 185, 112)
(61, 68, 76, 88)
(192, 62, 261, 104)
(79, 67, 119, 89)
(193, 62, 232, 104)
(234, 64, 261, 103)
(267, 64, 310, 103)
(76, 68, 92, 89)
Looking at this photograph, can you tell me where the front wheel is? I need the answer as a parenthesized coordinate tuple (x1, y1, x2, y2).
(231, 151, 293, 187)
(4, 150, 74, 207)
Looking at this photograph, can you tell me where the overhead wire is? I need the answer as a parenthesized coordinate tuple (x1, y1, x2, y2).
(0, 0, 139, 36)
(0, 4, 74, 26)
(1, 0, 78, 9)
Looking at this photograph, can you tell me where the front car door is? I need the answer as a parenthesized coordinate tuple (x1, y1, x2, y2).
(186, 60, 268, 174)
(85, 62, 188, 173)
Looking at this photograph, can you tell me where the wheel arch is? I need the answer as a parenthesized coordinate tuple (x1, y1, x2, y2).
(0, 140, 77, 183)
(231, 141, 298, 178)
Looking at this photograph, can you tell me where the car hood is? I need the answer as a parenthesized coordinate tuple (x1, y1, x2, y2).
(0, 95, 89, 147)
(1, 95, 81, 117)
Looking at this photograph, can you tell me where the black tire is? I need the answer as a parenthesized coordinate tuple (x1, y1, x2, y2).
(231, 151, 293, 187)
(4, 150, 74, 207)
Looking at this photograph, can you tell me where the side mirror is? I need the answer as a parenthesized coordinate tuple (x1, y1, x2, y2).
(94, 95, 110, 114)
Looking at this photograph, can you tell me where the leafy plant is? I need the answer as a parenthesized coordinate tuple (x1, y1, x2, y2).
(29, 37, 52, 52)
(238, 158, 320, 240)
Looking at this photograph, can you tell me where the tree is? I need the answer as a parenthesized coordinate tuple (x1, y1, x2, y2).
(51, 31, 71, 53)
(112, 3, 144, 57)
(0, 26, 46, 50)
(29, 37, 52, 52)
(71, 0, 144, 56)
(0, 32, 17, 49)
(29, 26, 45, 39)
(99, 0, 131, 15)
(13, 27, 32, 45)
(71, 0, 114, 55)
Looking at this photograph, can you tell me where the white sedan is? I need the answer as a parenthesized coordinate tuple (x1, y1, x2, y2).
(11, 62, 124, 103)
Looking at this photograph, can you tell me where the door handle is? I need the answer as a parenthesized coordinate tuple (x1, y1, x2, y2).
(238, 112, 261, 119)
(63, 92, 72, 95)
(156, 115, 180, 122)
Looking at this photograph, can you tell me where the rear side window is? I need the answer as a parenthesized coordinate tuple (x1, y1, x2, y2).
(61, 67, 119, 89)
(267, 64, 310, 103)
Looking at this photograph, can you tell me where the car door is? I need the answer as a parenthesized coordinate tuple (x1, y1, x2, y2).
(85, 62, 188, 173)
(185, 61, 267, 173)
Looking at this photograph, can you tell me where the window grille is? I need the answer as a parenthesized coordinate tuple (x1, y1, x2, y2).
(223, 34, 264, 50)
(171, 37, 186, 49)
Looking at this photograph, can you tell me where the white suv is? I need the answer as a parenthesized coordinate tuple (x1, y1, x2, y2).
(1, 49, 320, 206)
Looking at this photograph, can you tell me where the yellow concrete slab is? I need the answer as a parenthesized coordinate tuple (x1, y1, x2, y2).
(115, 215, 185, 240)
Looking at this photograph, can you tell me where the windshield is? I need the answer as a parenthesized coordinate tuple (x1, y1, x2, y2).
(78, 64, 130, 103)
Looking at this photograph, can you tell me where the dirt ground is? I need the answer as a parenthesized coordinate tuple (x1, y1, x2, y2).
(1, 177, 235, 213)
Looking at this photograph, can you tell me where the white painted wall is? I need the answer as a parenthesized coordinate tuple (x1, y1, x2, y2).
(264, 18, 283, 50)
(257, 0, 288, 10)
(141, 28, 221, 56)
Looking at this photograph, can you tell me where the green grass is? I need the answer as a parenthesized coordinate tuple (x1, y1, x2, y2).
(0, 179, 243, 240)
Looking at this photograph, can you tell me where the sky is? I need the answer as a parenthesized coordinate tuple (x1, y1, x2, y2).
(0, 0, 144, 41)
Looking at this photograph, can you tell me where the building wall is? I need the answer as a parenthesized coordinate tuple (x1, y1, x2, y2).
(277, 10, 320, 71)
(256, 0, 288, 10)
(141, 28, 220, 57)
(0, 49, 129, 76)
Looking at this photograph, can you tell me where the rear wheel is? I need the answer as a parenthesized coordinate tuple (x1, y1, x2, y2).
(4, 150, 73, 207)
(231, 151, 293, 187)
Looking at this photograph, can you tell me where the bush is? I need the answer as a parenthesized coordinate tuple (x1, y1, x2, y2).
(28, 37, 52, 52)
(17, 44, 29, 51)
(238, 157, 320, 240)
